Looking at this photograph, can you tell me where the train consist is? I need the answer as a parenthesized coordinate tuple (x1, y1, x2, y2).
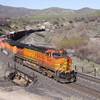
(7, 29, 45, 40)
(0, 39, 77, 83)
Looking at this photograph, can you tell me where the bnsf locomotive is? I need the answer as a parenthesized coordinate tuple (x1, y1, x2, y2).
(0, 40, 77, 83)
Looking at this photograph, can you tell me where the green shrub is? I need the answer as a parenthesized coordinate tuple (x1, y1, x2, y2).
(57, 37, 87, 49)
(0, 32, 3, 36)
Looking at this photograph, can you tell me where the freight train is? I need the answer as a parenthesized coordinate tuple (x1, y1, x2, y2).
(7, 29, 45, 40)
(0, 39, 77, 83)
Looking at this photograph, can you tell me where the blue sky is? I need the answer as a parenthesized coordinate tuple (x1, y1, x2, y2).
(0, 0, 100, 9)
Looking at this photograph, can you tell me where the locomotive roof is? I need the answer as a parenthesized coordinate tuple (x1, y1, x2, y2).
(7, 40, 55, 53)
(26, 44, 55, 53)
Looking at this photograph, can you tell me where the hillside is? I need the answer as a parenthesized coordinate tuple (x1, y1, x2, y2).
(0, 4, 39, 18)
(0, 5, 100, 64)
(0, 5, 99, 18)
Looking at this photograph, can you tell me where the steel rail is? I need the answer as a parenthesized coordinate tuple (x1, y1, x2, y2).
(77, 72, 100, 83)
(67, 82, 100, 98)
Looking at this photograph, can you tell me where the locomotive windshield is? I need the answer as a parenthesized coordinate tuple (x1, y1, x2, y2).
(53, 53, 62, 57)
(45, 49, 67, 58)
(52, 52, 67, 58)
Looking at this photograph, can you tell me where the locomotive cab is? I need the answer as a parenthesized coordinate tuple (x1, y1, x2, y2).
(46, 49, 77, 83)
(46, 49, 66, 58)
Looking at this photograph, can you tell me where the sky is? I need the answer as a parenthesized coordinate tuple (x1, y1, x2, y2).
(0, 0, 100, 10)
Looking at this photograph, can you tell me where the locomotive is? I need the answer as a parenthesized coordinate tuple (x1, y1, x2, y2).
(0, 40, 77, 83)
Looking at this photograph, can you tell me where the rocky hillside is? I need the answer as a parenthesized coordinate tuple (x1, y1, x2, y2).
(0, 5, 100, 64)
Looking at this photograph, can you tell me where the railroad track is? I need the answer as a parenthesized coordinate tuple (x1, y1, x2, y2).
(16, 62, 100, 98)
(67, 72, 100, 98)
(77, 72, 100, 84)
(67, 82, 100, 98)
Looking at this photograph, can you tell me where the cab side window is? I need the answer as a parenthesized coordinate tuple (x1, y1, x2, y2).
(46, 52, 51, 57)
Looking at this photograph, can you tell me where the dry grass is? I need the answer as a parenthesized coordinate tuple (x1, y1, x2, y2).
(53, 36, 87, 49)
